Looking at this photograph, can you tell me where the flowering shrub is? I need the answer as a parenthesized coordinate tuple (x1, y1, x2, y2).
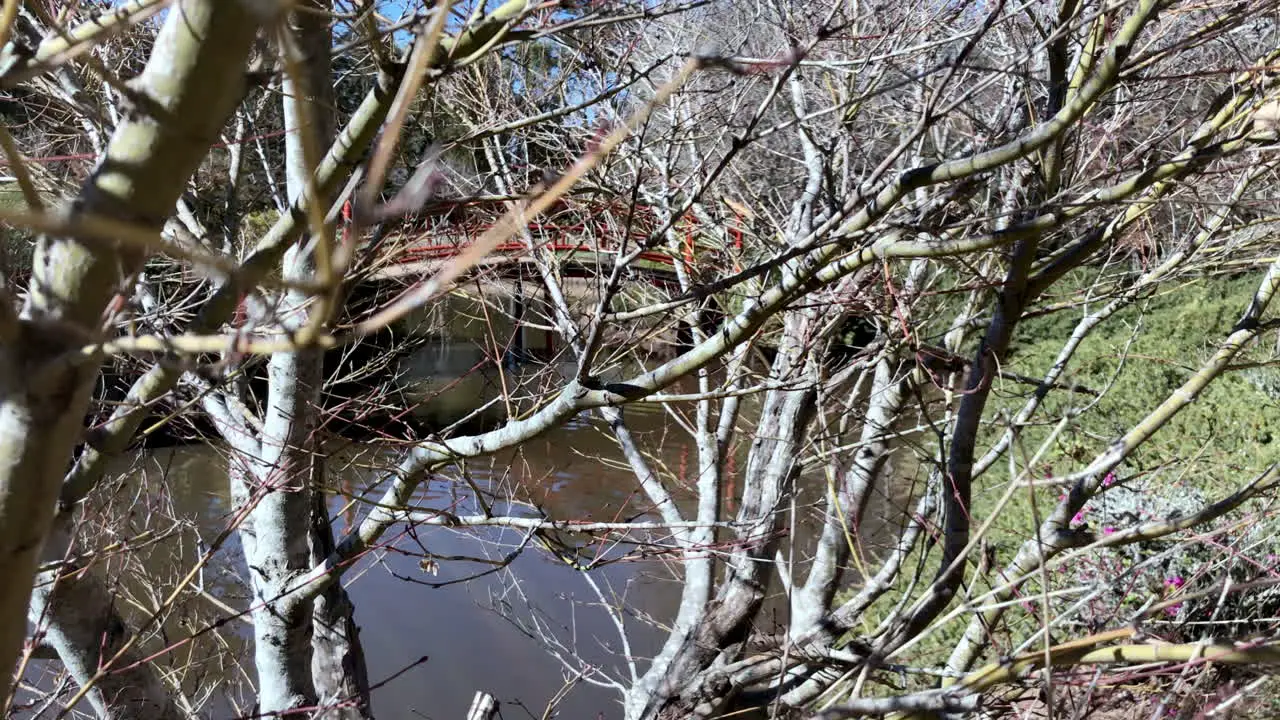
(1054, 474, 1280, 637)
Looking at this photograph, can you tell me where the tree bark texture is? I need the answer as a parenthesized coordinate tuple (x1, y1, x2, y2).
(0, 0, 262, 707)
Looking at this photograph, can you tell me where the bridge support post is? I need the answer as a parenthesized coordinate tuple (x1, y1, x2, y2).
(506, 275, 526, 369)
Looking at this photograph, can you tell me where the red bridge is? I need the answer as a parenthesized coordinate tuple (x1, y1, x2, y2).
(361, 197, 747, 281)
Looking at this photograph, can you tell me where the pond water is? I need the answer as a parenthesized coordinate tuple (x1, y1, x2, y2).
(22, 340, 710, 719)
(19, 334, 910, 720)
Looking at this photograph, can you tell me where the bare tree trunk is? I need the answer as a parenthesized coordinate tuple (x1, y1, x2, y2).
(309, 479, 372, 719)
(790, 353, 908, 640)
(0, 0, 262, 708)
(883, 232, 1038, 649)
(466, 692, 498, 720)
(228, 22, 334, 706)
(28, 519, 181, 720)
(226, 4, 372, 715)
(236, 454, 319, 713)
(632, 309, 821, 720)
(283, 4, 371, 716)
(622, 163, 740, 718)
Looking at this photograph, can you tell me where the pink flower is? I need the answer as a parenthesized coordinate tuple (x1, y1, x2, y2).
(1071, 510, 1085, 526)
(1103, 526, 1115, 534)
(1103, 472, 1117, 487)
(1162, 578, 1185, 618)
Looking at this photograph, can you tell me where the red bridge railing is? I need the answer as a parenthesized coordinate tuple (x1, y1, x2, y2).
(371, 197, 748, 272)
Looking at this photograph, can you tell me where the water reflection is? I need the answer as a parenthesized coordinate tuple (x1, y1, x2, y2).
(22, 411, 691, 719)
(20, 337, 917, 719)
(322, 418, 690, 719)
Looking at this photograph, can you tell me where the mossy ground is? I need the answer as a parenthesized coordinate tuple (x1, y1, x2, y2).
(943, 270, 1276, 561)
(842, 268, 1280, 693)
(1000, 271, 1278, 484)
(0, 183, 32, 273)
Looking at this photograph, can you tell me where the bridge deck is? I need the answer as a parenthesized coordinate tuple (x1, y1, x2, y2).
(370, 240, 684, 281)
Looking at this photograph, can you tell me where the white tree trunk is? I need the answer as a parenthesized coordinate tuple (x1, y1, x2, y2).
(28, 518, 181, 720)
(0, 0, 262, 708)
(628, 309, 820, 719)
(466, 692, 498, 720)
(233, 455, 319, 713)
(791, 354, 908, 639)
(234, 3, 371, 715)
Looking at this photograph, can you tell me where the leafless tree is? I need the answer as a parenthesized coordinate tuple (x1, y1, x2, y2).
(1, 1, 1280, 719)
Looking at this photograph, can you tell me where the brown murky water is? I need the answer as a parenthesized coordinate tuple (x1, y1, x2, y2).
(18, 334, 913, 720)
(21, 343, 702, 719)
